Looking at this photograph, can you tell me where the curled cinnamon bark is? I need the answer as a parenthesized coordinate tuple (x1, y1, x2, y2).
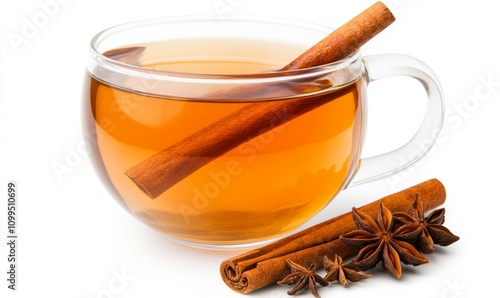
(125, 1, 396, 199)
(220, 179, 446, 293)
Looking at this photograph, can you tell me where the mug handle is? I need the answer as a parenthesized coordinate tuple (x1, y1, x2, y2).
(347, 54, 444, 187)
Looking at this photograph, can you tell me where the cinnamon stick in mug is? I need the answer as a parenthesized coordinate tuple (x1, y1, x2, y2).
(125, 2, 395, 199)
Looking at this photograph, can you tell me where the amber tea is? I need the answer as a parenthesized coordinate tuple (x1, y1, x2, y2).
(84, 38, 364, 244)
(84, 13, 446, 248)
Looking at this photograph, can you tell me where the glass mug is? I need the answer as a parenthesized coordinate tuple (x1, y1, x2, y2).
(83, 16, 443, 248)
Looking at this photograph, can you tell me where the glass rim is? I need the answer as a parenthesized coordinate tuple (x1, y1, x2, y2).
(87, 15, 362, 85)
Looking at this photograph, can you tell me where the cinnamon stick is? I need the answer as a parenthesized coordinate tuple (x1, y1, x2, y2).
(220, 179, 446, 293)
(125, 1, 395, 199)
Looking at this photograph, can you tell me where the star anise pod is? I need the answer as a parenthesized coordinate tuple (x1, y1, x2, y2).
(277, 259, 328, 298)
(323, 255, 371, 286)
(393, 195, 460, 254)
(340, 203, 429, 279)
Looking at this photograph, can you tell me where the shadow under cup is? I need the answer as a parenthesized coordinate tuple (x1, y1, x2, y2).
(83, 17, 368, 247)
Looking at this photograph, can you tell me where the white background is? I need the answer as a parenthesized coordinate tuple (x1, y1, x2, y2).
(1, 0, 499, 297)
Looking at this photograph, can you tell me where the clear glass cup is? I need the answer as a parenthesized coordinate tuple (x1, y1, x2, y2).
(82, 16, 444, 248)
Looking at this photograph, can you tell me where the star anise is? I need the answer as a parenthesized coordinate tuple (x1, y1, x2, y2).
(277, 259, 328, 298)
(340, 203, 429, 279)
(393, 195, 460, 254)
(323, 255, 371, 286)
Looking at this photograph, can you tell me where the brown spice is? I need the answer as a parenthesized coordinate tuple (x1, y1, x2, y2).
(339, 203, 429, 279)
(393, 195, 460, 254)
(277, 259, 328, 298)
(220, 179, 446, 293)
(323, 255, 371, 286)
(125, 1, 396, 199)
